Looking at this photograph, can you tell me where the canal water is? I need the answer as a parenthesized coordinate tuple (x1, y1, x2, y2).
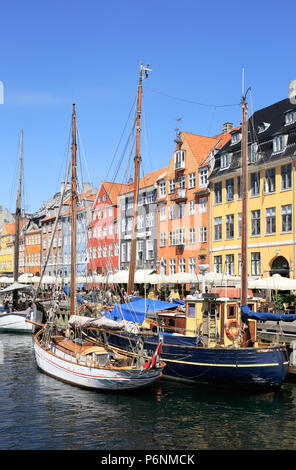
(0, 332, 296, 451)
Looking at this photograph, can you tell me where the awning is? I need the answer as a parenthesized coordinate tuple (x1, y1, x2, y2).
(0, 282, 33, 293)
(104, 298, 182, 324)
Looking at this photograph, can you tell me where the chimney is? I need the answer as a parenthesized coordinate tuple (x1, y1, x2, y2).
(222, 122, 234, 134)
(82, 182, 92, 193)
(60, 181, 71, 194)
(288, 80, 296, 103)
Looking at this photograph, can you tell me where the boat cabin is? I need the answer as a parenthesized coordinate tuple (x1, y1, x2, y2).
(185, 294, 258, 347)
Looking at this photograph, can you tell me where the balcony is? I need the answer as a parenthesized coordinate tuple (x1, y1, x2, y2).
(170, 188, 187, 202)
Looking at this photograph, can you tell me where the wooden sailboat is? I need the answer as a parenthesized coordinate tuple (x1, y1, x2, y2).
(0, 130, 43, 333)
(82, 81, 289, 389)
(33, 104, 165, 391)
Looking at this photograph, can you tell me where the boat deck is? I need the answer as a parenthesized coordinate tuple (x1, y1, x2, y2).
(52, 337, 106, 357)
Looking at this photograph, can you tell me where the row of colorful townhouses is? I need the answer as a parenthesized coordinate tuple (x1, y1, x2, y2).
(0, 82, 295, 283)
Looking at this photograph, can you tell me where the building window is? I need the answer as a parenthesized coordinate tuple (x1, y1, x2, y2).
(281, 164, 292, 190)
(174, 150, 185, 169)
(158, 180, 166, 197)
(169, 179, 175, 194)
(264, 168, 276, 193)
(169, 205, 176, 220)
(231, 132, 241, 145)
(109, 244, 113, 257)
(199, 226, 207, 243)
(189, 228, 196, 244)
(199, 169, 207, 188)
(127, 217, 133, 231)
(226, 214, 234, 239)
(169, 258, 176, 274)
(214, 181, 222, 204)
(199, 197, 207, 213)
(189, 200, 196, 215)
(189, 257, 196, 274)
(121, 243, 126, 262)
(160, 258, 166, 275)
(282, 205, 292, 232)
(225, 254, 234, 275)
(179, 258, 186, 273)
(285, 110, 296, 125)
(160, 232, 166, 247)
(137, 214, 144, 229)
(146, 240, 154, 260)
(251, 171, 260, 196)
(226, 178, 234, 201)
(179, 204, 186, 218)
(251, 210, 261, 236)
(189, 172, 196, 189)
(114, 243, 119, 256)
(214, 255, 222, 273)
(238, 213, 242, 238)
(237, 176, 242, 199)
(249, 143, 258, 163)
(214, 217, 222, 241)
(266, 207, 276, 234)
(251, 252, 261, 276)
(146, 213, 154, 228)
(220, 153, 230, 169)
(159, 206, 166, 221)
(238, 253, 242, 276)
(273, 135, 286, 153)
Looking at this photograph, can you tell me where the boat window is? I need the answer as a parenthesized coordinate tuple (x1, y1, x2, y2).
(188, 303, 195, 317)
(227, 304, 236, 319)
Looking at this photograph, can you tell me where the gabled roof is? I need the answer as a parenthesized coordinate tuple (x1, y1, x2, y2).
(92, 181, 130, 208)
(182, 132, 222, 165)
(138, 167, 168, 189)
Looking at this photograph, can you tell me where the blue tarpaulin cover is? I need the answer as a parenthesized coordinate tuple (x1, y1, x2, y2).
(241, 304, 296, 322)
(104, 298, 182, 324)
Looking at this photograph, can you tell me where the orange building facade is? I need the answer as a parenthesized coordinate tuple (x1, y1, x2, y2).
(24, 221, 42, 275)
(157, 129, 233, 280)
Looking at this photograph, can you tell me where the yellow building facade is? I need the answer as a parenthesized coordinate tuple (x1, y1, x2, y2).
(0, 223, 15, 274)
(210, 158, 295, 279)
(209, 93, 296, 280)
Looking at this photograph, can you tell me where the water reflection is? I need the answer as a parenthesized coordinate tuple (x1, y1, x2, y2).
(0, 333, 296, 450)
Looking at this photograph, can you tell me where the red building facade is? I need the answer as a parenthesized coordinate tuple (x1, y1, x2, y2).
(87, 182, 128, 276)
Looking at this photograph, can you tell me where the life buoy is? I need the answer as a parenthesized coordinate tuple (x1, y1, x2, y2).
(225, 319, 240, 340)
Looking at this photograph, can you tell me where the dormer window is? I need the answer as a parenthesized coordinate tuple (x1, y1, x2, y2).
(175, 150, 185, 169)
(257, 122, 270, 133)
(220, 153, 231, 169)
(273, 135, 286, 153)
(249, 143, 258, 163)
(285, 110, 296, 125)
(231, 132, 241, 145)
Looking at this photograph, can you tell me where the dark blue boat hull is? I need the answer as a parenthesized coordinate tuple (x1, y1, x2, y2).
(84, 329, 289, 389)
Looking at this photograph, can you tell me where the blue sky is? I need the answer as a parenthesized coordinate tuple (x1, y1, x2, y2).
(0, 0, 295, 213)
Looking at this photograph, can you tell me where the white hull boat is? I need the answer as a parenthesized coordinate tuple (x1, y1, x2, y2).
(34, 329, 164, 391)
(0, 306, 42, 334)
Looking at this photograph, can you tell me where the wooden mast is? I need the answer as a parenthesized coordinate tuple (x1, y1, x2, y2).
(241, 94, 248, 307)
(70, 104, 77, 315)
(127, 64, 151, 295)
(13, 129, 23, 308)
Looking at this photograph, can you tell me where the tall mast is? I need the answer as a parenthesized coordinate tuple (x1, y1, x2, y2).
(241, 92, 249, 306)
(70, 104, 77, 315)
(127, 63, 151, 295)
(13, 130, 23, 307)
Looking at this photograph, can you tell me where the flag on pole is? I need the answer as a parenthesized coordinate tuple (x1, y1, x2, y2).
(142, 340, 163, 369)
